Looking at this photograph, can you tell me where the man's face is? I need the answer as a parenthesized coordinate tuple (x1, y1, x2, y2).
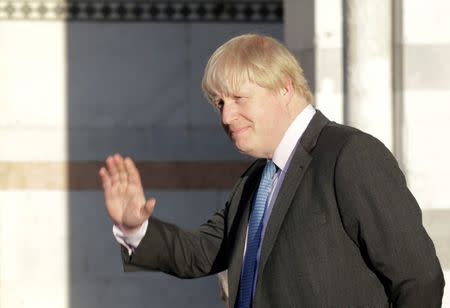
(214, 81, 289, 158)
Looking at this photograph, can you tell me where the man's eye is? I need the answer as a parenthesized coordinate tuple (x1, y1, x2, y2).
(235, 96, 246, 103)
(215, 100, 224, 110)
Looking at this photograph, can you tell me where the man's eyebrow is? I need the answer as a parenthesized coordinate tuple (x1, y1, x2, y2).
(233, 93, 248, 97)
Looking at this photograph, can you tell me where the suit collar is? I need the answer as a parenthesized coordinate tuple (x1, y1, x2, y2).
(299, 109, 330, 152)
(228, 110, 330, 308)
(255, 110, 330, 291)
(272, 104, 316, 171)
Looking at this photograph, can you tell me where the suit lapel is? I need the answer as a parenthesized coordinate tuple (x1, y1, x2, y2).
(256, 110, 330, 285)
(228, 160, 265, 308)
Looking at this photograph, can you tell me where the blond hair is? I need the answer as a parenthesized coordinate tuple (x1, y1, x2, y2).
(202, 34, 313, 104)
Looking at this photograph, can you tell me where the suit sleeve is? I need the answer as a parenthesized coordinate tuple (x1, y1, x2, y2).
(334, 132, 445, 307)
(120, 205, 229, 278)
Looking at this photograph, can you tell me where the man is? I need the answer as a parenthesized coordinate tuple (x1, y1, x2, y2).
(99, 34, 445, 307)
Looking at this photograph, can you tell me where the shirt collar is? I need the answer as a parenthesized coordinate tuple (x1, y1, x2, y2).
(272, 104, 316, 171)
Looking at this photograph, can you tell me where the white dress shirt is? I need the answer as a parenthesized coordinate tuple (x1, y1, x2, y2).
(242, 104, 316, 294)
(113, 105, 317, 269)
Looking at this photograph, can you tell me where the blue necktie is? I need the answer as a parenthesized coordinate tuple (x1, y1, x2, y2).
(238, 160, 277, 308)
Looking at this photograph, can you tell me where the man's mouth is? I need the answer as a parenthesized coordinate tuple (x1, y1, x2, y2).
(229, 126, 249, 137)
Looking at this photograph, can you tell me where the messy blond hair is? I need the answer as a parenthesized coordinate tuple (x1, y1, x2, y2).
(202, 34, 313, 104)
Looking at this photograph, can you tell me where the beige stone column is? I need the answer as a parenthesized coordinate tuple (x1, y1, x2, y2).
(343, 0, 393, 150)
(0, 16, 69, 308)
(284, 0, 344, 123)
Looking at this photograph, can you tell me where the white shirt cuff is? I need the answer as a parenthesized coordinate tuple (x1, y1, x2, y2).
(112, 220, 148, 256)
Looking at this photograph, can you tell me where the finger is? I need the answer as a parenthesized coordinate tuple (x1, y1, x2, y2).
(124, 157, 142, 186)
(99, 167, 114, 209)
(141, 198, 156, 219)
(114, 153, 125, 173)
(99, 167, 112, 190)
(114, 154, 128, 186)
(106, 155, 120, 186)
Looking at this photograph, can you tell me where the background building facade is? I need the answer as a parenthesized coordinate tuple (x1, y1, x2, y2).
(1, 0, 448, 307)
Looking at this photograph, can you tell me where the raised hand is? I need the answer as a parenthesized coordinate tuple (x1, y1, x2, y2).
(99, 154, 156, 232)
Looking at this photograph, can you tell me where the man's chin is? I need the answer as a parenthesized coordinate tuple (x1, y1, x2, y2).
(234, 144, 258, 158)
(234, 142, 248, 153)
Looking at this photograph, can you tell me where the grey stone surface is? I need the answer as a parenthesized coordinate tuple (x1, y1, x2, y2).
(67, 24, 190, 127)
(68, 126, 243, 160)
(64, 22, 283, 308)
(70, 276, 224, 308)
(69, 190, 230, 308)
(66, 22, 282, 161)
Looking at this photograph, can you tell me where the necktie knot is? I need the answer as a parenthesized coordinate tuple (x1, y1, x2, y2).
(262, 160, 277, 182)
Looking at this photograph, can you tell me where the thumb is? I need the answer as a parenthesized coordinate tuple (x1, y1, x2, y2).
(141, 198, 156, 219)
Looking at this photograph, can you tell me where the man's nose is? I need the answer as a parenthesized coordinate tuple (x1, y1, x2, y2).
(221, 99, 237, 125)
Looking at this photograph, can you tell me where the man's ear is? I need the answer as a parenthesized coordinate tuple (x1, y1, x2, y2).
(279, 79, 294, 102)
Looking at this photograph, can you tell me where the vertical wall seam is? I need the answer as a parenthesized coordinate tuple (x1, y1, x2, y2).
(392, 0, 404, 171)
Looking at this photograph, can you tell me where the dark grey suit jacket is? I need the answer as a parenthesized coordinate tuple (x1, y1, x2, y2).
(122, 111, 445, 307)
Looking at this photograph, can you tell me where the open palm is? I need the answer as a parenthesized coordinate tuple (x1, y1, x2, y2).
(99, 154, 156, 231)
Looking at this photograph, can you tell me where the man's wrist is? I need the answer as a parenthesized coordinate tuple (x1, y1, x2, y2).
(113, 220, 148, 251)
(117, 223, 142, 235)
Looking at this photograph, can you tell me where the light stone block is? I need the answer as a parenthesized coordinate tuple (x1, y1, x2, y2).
(0, 191, 69, 308)
(402, 91, 450, 209)
(0, 22, 67, 128)
(404, 0, 450, 44)
(0, 283, 68, 308)
(423, 211, 450, 307)
(315, 90, 343, 124)
(444, 270, 450, 308)
(315, 0, 343, 48)
(404, 45, 450, 91)
(422, 209, 450, 269)
(315, 48, 344, 124)
(0, 21, 68, 162)
(408, 171, 450, 209)
(0, 128, 67, 161)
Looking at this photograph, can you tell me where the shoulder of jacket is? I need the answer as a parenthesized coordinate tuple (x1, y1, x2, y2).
(320, 121, 378, 148)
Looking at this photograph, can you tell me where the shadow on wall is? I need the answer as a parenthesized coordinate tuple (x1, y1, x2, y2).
(65, 2, 284, 307)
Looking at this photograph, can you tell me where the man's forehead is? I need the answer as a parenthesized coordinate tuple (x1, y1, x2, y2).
(217, 81, 255, 97)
